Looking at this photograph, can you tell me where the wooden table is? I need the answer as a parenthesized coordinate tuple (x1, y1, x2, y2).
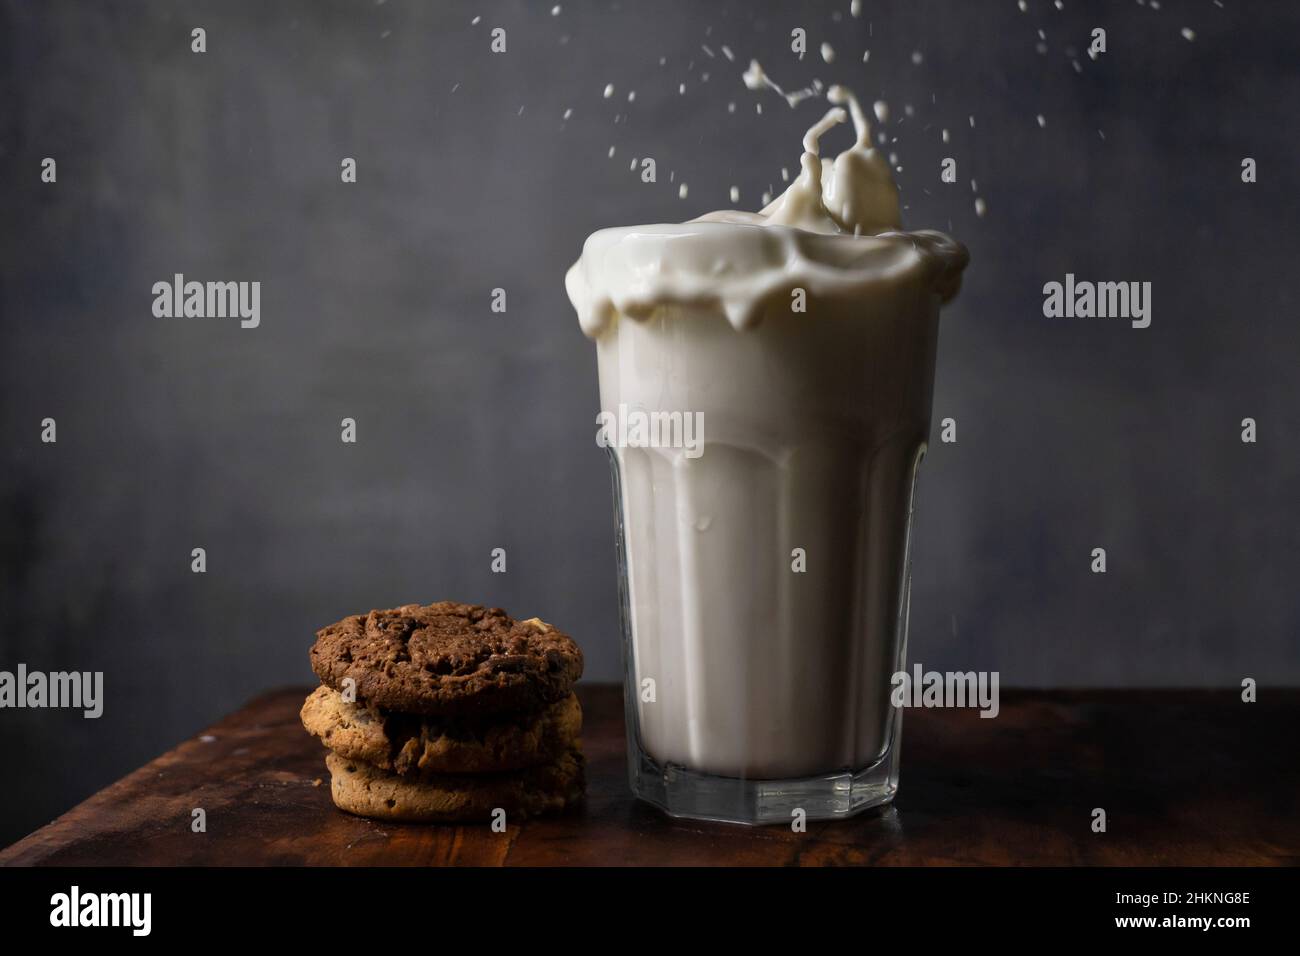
(2, 686, 1296, 866)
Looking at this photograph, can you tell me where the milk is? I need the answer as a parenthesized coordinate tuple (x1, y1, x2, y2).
(567, 81, 967, 815)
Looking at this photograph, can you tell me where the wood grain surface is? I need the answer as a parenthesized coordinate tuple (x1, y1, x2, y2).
(2, 685, 1296, 866)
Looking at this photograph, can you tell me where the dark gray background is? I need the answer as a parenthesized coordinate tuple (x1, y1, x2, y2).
(1, 0, 1296, 845)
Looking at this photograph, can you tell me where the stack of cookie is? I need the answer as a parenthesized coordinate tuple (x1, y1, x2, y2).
(302, 601, 585, 823)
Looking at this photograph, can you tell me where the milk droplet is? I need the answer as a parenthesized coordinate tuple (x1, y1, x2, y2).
(627, 90, 636, 102)
(851, 0, 862, 16)
(1037, 113, 1046, 127)
(974, 197, 987, 217)
(729, 186, 740, 203)
(911, 50, 923, 65)
(551, 4, 561, 14)
(722, 45, 735, 61)
(1181, 27, 1195, 41)
(608, 146, 615, 158)
(603, 83, 615, 98)
(471, 15, 481, 25)
(862, 49, 870, 63)
(941, 128, 950, 143)
(1017, 0, 1027, 10)
(728, 101, 736, 113)
(821, 42, 836, 63)
(679, 83, 686, 95)
(563, 108, 573, 120)
(679, 183, 689, 199)
(873, 100, 889, 123)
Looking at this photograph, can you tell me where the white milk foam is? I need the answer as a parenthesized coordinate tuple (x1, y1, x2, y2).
(567, 81, 966, 335)
(567, 81, 967, 779)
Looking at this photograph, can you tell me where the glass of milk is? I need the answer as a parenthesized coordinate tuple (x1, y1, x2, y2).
(567, 87, 968, 824)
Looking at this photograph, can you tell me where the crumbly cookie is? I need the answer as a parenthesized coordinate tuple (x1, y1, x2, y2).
(300, 685, 582, 775)
(325, 749, 585, 823)
(309, 602, 584, 718)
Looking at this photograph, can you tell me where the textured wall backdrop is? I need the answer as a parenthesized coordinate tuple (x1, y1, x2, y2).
(1, 0, 1297, 844)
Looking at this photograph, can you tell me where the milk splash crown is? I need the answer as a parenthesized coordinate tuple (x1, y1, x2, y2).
(747, 82, 900, 235)
(566, 71, 967, 336)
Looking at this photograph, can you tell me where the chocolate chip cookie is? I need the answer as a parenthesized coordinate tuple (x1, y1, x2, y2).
(325, 748, 585, 823)
(309, 602, 583, 718)
(300, 685, 582, 775)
